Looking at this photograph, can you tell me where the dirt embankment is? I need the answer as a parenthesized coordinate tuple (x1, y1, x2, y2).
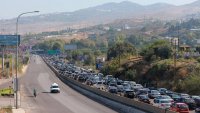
(118, 59, 198, 91)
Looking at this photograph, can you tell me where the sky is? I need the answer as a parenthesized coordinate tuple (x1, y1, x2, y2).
(0, 0, 198, 19)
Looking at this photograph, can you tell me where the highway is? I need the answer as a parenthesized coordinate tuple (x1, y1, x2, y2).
(20, 55, 117, 113)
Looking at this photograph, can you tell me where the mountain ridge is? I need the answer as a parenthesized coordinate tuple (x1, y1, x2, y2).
(1, 0, 200, 34)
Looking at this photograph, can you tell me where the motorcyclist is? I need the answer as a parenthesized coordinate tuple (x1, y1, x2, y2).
(33, 88, 37, 97)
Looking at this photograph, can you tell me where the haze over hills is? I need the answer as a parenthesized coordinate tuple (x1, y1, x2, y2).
(1, 0, 200, 34)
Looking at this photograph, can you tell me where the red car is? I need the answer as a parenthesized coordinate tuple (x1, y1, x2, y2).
(170, 103, 189, 113)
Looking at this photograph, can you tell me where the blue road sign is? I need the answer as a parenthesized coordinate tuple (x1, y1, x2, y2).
(0, 35, 20, 46)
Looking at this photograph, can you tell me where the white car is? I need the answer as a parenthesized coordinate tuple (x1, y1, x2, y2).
(133, 84, 143, 90)
(154, 95, 174, 103)
(154, 99, 172, 109)
(93, 81, 104, 90)
(50, 83, 60, 93)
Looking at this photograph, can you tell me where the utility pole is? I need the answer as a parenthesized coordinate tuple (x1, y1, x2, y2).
(15, 11, 39, 109)
(2, 45, 5, 77)
(12, 54, 14, 78)
(118, 44, 121, 68)
(173, 40, 177, 77)
(177, 22, 180, 52)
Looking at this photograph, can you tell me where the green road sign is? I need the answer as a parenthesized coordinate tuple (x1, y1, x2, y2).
(48, 50, 59, 55)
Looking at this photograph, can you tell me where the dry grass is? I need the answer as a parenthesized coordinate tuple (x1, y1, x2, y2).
(0, 106, 12, 113)
(43, 33, 87, 43)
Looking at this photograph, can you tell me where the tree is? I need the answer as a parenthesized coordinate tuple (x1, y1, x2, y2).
(71, 50, 82, 60)
(125, 69, 137, 80)
(107, 42, 136, 60)
(52, 42, 62, 50)
(140, 40, 172, 61)
(126, 35, 144, 46)
(94, 50, 101, 56)
(84, 53, 95, 65)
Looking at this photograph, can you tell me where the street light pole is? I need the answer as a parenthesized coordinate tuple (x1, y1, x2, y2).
(15, 11, 39, 109)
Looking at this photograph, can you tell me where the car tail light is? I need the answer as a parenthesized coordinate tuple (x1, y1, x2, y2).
(161, 104, 164, 106)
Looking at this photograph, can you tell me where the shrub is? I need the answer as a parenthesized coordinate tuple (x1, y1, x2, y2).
(125, 69, 137, 80)
(182, 75, 200, 95)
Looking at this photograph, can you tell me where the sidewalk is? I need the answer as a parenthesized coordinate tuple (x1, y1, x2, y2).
(0, 78, 12, 85)
(12, 108, 25, 113)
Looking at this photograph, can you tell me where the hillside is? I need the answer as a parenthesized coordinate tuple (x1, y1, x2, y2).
(1, 1, 200, 34)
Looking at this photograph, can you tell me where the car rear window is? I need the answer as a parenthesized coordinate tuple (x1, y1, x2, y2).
(178, 104, 188, 109)
(160, 100, 170, 103)
(52, 86, 58, 88)
(97, 82, 102, 84)
(185, 98, 195, 103)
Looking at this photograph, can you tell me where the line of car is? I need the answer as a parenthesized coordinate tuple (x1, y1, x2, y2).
(44, 55, 200, 113)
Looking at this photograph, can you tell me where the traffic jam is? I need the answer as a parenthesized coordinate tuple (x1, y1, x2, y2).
(44, 55, 200, 113)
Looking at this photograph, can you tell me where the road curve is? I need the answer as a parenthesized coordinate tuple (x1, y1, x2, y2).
(20, 55, 117, 113)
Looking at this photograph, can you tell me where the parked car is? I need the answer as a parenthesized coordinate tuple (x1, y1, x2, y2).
(154, 99, 172, 109)
(50, 83, 60, 93)
(179, 98, 196, 110)
(123, 89, 135, 99)
(148, 90, 161, 99)
(138, 94, 151, 104)
(170, 103, 189, 113)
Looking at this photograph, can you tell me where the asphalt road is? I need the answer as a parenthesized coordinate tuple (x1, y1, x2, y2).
(20, 55, 117, 113)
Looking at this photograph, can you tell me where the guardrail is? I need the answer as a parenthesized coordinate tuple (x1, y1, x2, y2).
(43, 57, 176, 113)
